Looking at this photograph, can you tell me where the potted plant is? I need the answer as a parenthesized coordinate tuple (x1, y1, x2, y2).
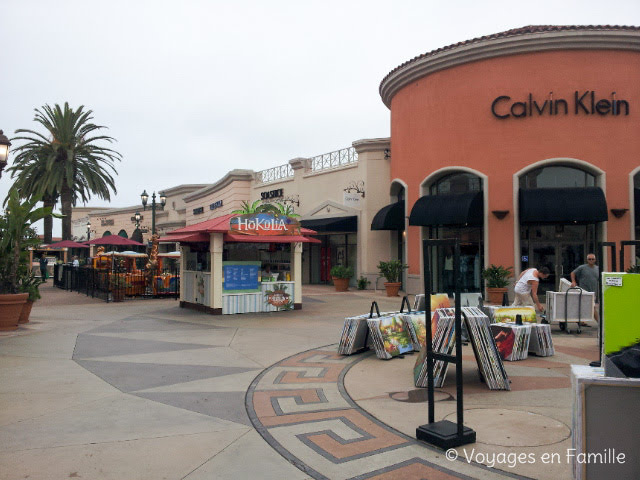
(357, 276, 371, 290)
(482, 264, 513, 304)
(0, 190, 54, 331)
(18, 272, 43, 324)
(378, 260, 408, 297)
(330, 265, 354, 292)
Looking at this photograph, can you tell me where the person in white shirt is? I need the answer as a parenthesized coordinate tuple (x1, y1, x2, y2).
(513, 266, 550, 312)
(72, 256, 80, 267)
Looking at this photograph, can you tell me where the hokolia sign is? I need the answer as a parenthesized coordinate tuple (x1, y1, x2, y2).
(229, 213, 301, 236)
(491, 91, 630, 119)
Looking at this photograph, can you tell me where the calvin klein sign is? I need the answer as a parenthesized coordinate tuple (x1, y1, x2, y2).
(491, 91, 629, 119)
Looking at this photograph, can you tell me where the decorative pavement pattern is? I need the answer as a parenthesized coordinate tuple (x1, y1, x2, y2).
(247, 348, 528, 480)
(72, 314, 529, 479)
(73, 315, 262, 427)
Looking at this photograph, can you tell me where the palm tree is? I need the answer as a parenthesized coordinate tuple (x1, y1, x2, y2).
(8, 103, 121, 240)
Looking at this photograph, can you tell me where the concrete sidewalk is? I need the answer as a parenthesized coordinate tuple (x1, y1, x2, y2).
(0, 283, 597, 479)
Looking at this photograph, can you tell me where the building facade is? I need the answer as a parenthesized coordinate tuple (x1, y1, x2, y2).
(379, 25, 640, 295)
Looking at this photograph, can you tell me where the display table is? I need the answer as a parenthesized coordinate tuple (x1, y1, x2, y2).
(222, 281, 294, 314)
(571, 365, 640, 479)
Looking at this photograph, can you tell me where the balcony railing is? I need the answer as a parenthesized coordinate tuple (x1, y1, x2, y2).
(310, 146, 358, 172)
(257, 163, 294, 184)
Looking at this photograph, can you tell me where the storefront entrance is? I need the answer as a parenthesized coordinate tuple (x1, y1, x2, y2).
(303, 233, 357, 285)
(521, 224, 596, 297)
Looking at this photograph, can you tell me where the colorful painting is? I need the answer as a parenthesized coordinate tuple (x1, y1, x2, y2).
(379, 315, 413, 356)
(431, 294, 451, 309)
(493, 307, 537, 324)
(492, 325, 516, 360)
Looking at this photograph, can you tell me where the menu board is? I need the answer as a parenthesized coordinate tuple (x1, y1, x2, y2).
(223, 261, 261, 292)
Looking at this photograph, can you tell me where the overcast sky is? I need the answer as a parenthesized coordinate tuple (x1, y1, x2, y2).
(2, 0, 640, 236)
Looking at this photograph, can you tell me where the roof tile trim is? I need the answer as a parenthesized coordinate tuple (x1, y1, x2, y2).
(379, 25, 640, 108)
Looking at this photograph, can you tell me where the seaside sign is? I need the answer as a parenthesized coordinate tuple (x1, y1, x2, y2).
(229, 213, 301, 236)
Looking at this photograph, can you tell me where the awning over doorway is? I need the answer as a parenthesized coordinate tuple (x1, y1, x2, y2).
(371, 201, 405, 230)
(519, 187, 608, 224)
(300, 216, 357, 232)
(408, 192, 483, 226)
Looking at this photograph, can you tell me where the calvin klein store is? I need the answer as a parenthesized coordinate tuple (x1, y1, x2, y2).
(378, 25, 640, 295)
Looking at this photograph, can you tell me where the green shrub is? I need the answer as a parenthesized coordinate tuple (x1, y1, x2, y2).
(330, 265, 354, 279)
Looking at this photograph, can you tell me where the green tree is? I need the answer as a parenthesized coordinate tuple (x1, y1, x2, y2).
(8, 103, 121, 240)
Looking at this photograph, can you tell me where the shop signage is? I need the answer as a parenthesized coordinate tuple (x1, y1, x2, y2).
(100, 219, 114, 226)
(210, 200, 223, 210)
(229, 213, 300, 236)
(343, 192, 362, 208)
(193, 207, 204, 215)
(223, 261, 260, 292)
(491, 91, 630, 119)
(261, 188, 284, 200)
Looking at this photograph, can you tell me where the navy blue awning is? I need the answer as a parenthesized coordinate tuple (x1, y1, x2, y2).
(519, 187, 608, 224)
(409, 192, 483, 226)
(300, 216, 357, 233)
(371, 201, 405, 230)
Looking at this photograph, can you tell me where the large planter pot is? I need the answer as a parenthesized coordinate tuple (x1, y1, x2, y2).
(0, 293, 29, 331)
(486, 287, 508, 305)
(19, 300, 35, 324)
(384, 282, 402, 297)
(332, 277, 350, 292)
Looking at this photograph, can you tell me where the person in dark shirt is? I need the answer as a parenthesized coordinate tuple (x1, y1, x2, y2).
(39, 255, 48, 282)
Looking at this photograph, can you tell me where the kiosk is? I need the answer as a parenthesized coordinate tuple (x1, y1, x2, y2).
(161, 213, 319, 315)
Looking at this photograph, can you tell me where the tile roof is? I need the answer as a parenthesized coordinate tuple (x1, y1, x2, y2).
(380, 25, 640, 87)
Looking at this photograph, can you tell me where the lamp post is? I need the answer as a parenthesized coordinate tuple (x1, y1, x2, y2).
(0, 130, 11, 179)
(140, 190, 166, 236)
(86, 221, 91, 241)
(134, 211, 141, 229)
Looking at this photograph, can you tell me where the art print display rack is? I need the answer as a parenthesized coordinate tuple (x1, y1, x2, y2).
(416, 238, 476, 449)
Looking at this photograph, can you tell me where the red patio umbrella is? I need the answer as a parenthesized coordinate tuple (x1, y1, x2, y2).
(85, 234, 145, 246)
(45, 240, 90, 249)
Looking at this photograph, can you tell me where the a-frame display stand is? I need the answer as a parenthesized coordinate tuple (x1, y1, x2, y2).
(416, 238, 476, 449)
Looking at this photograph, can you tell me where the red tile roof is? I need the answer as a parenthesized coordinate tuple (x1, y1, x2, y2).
(380, 25, 640, 87)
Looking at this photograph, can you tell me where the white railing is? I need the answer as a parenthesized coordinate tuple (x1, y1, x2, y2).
(310, 146, 358, 172)
(257, 163, 294, 184)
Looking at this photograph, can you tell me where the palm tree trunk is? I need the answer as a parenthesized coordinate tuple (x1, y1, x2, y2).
(60, 184, 73, 241)
(42, 194, 56, 244)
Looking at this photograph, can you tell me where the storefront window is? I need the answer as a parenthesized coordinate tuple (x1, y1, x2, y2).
(185, 250, 210, 271)
(519, 165, 595, 189)
(426, 172, 484, 295)
(429, 172, 481, 195)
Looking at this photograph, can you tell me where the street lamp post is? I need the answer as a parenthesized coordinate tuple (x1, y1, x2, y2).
(0, 130, 11, 179)
(86, 221, 91, 241)
(140, 190, 166, 236)
(134, 211, 141, 229)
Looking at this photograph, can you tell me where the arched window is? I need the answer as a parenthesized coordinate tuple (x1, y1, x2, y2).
(429, 172, 481, 195)
(118, 229, 128, 238)
(520, 165, 595, 189)
(102, 230, 112, 237)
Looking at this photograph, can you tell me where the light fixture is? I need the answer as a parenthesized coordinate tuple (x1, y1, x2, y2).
(491, 210, 509, 220)
(86, 221, 91, 241)
(0, 129, 11, 179)
(384, 149, 391, 159)
(140, 189, 165, 235)
(611, 208, 628, 218)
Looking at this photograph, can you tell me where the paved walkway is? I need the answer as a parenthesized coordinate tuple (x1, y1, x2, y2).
(0, 283, 598, 479)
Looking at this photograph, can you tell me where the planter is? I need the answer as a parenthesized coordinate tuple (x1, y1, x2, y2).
(486, 287, 508, 305)
(0, 293, 29, 331)
(19, 300, 35, 324)
(332, 277, 350, 292)
(384, 282, 402, 297)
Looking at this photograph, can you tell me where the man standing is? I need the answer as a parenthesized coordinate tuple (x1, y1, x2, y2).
(570, 253, 599, 323)
(39, 255, 48, 282)
(513, 266, 551, 312)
